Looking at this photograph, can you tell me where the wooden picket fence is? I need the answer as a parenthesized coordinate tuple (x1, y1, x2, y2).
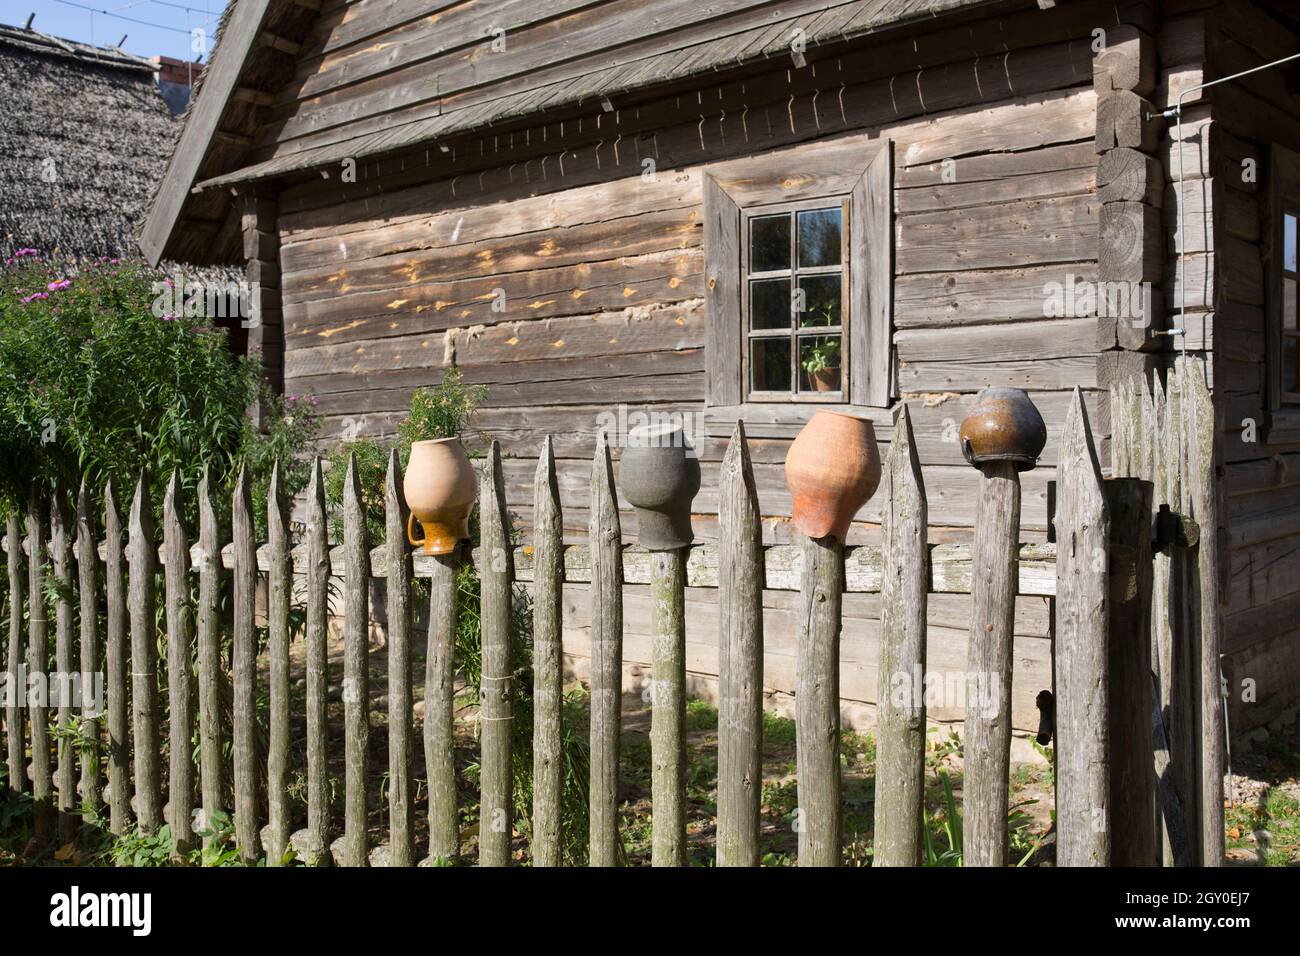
(0, 380, 1221, 867)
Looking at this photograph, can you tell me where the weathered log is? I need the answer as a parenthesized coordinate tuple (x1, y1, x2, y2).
(963, 461, 1020, 868)
(424, 548, 459, 862)
(588, 432, 623, 866)
(342, 453, 371, 867)
(1055, 391, 1111, 866)
(266, 463, 292, 864)
(4, 512, 24, 798)
(531, 436, 564, 866)
(385, 450, 414, 866)
(797, 533, 842, 867)
(650, 547, 686, 866)
(28, 488, 53, 840)
(479, 441, 514, 868)
(874, 405, 929, 867)
(163, 472, 195, 855)
(128, 473, 161, 835)
(232, 466, 259, 862)
(50, 488, 76, 840)
(1105, 477, 1157, 866)
(716, 423, 763, 867)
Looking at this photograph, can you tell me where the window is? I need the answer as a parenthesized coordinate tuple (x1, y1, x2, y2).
(1279, 207, 1300, 403)
(702, 139, 892, 410)
(744, 202, 847, 399)
(1268, 145, 1300, 430)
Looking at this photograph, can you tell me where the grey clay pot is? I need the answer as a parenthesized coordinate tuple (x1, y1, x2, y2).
(618, 422, 701, 550)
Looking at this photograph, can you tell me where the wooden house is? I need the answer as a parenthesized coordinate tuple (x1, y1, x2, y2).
(141, 0, 1300, 745)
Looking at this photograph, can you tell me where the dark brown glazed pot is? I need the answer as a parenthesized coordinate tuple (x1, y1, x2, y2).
(784, 411, 882, 542)
(618, 421, 701, 550)
(958, 387, 1047, 472)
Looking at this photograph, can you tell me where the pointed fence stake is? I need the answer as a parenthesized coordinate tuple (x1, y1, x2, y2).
(385, 450, 414, 866)
(716, 423, 763, 867)
(874, 404, 929, 866)
(6, 512, 26, 798)
(478, 441, 514, 867)
(196, 466, 225, 848)
(231, 466, 259, 861)
(531, 436, 564, 867)
(103, 480, 129, 835)
(304, 459, 333, 865)
(74, 483, 101, 820)
(588, 432, 623, 866)
(266, 463, 292, 865)
(342, 453, 371, 867)
(50, 487, 76, 841)
(128, 473, 161, 835)
(163, 472, 195, 855)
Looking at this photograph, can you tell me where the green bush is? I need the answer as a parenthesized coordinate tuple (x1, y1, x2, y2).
(0, 251, 318, 526)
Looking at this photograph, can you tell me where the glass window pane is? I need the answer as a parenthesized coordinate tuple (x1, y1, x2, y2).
(798, 207, 842, 268)
(798, 274, 842, 327)
(750, 214, 791, 272)
(799, 335, 842, 392)
(750, 278, 792, 330)
(1284, 337, 1299, 394)
(751, 337, 792, 392)
(1287, 277, 1297, 331)
(1286, 213, 1297, 273)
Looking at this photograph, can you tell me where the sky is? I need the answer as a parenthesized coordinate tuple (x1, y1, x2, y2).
(0, 0, 229, 62)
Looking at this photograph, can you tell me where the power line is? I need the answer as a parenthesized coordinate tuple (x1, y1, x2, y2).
(48, 0, 218, 35)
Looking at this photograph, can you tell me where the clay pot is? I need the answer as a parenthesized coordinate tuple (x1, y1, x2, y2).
(784, 411, 882, 541)
(618, 422, 701, 550)
(810, 367, 841, 392)
(403, 437, 476, 555)
(958, 387, 1047, 472)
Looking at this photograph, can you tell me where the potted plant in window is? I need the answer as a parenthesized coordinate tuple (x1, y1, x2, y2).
(802, 338, 841, 392)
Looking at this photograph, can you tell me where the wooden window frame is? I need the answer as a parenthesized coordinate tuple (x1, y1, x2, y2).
(703, 140, 892, 413)
(1266, 144, 1300, 441)
(742, 197, 850, 403)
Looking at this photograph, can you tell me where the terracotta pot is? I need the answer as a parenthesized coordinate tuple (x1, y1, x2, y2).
(618, 422, 701, 550)
(784, 411, 882, 541)
(403, 437, 476, 555)
(958, 387, 1047, 472)
(810, 367, 840, 392)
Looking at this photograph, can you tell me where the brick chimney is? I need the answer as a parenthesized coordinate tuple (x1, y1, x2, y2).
(151, 55, 204, 116)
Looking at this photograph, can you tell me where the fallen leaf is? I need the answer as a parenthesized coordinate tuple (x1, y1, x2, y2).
(54, 843, 75, 861)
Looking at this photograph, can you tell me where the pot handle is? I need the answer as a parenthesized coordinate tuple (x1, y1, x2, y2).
(406, 513, 426, 549)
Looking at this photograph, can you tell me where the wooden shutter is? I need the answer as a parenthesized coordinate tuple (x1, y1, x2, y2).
(849, 143, 893, 408)
(703, 174, 742, 407)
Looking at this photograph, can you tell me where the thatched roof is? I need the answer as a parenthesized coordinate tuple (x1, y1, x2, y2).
(0, 24, 176, 261)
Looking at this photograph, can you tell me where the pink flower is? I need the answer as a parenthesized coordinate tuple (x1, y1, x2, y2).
(47, 278, 71, 292)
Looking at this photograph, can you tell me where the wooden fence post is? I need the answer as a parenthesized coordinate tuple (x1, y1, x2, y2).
(304, 459, 332, 865)
(51, 487, 76, 840)
(424, 544, 459, 863)
(28, 486, 53, 840)
(231, 466, 259, 862)
(74, 483, 101, 820)
(163, 472, 195, 855)
(531, 436, 564, 866)
(196, 467, 224, 847)
(650, 547, 686, 866)
(797, 531, 842, 867)
(342, 453, 371, 867)
(1185, 362, 1225, 867)
(1055, 390, 1111, 866)
(716, 423, 763, 867)
(479, 441, 514, 867)
(964, 462, 1020, 868)
(1105, 476, 1157, 866)
(385, 450, 415, 866)
(5, 512, 24, 798)
(103, 480, 129, 835)
(128, 473, 161, 835)
(589, 431, 623, 867)
(266, 463, 291, 865)
(874, 404, 929, 867)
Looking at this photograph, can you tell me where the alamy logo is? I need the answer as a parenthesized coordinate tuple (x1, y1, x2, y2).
(49, 886, 151, 936)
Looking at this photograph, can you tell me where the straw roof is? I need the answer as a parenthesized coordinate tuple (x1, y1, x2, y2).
(0, 24, 176, 261)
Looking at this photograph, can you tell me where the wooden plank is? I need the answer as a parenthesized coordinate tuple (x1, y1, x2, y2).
(853, 143, 892, 407)
(384, 450, 415, 866)
(163, 473, 195, 855)
(703, 173, 741, 407)
(531, 437, 564, 866)
(1054, 390, 1111, 866)
(588, 432, 622, 865)
(873, 405, 928, 866)
(796, 531, 842, 867)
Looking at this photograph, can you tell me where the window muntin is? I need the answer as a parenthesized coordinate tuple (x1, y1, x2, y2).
(743, 200, 847, 400)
